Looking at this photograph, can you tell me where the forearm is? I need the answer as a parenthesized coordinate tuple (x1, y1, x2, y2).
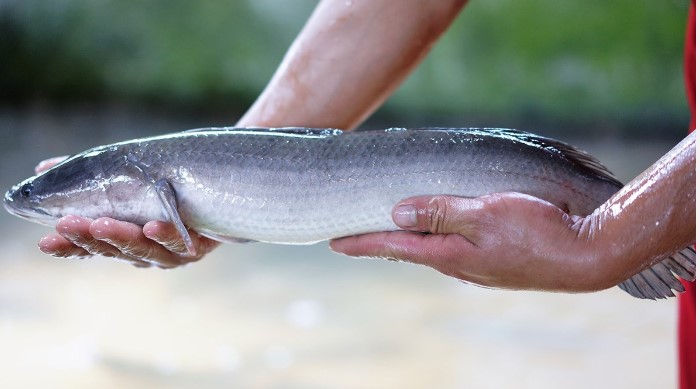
(237, 0, 467, 129)
(579, 132, 696, 286)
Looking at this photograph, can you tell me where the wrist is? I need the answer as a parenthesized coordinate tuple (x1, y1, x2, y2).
(569, 212, 631, 292)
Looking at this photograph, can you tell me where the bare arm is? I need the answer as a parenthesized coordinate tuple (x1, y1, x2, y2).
(37, 0, 468, 266)
(331, 132, 696, 292)
(576, 131, 696, 287)
(238, 0, 466, 129)
(239, 0, 467, 129)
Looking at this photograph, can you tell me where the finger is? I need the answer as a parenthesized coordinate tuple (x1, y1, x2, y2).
(56, 215, 125, 257)
(89, 218, 195, 268)
(55, 215, 152, 267)
(143, 220, 219, 260)
(392, 195, 485, 236)
(34, 156, 69, 174)
(330, 230, 477, 276)
(39, 233, 91, 259)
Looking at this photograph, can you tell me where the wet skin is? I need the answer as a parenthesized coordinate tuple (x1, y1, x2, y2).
(331, 132, 696, 292)
(34, 0, 695, 293)
(35, 132, 695, 292)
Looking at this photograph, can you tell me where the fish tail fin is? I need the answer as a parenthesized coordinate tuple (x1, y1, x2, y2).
(617, 246, 696, 300)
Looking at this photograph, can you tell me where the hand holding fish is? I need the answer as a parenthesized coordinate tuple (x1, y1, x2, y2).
(6, 0, 695, 298)
(33, 157, 220, 268)
(9, 128, 693, 299)
(332, 193, 610, 292)
(332, 132, 696, 297)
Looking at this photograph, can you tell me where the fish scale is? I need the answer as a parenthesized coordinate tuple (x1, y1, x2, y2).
(4, 127, 695, 299)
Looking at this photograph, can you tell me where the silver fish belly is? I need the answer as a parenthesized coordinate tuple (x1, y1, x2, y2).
(3, 127, 695, 299)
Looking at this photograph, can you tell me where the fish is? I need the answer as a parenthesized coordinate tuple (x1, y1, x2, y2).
(4, 127, 695, 299)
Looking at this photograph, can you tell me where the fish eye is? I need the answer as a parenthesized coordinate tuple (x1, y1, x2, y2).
(20, 183, 33, 198)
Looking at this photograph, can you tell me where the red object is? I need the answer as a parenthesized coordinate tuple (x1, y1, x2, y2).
(684, 0, 696, 132)
(678, 1, 695, 388)
(679, 281, 695, 389)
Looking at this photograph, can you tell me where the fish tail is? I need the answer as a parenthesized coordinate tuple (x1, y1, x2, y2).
(617, 246, 696, 300)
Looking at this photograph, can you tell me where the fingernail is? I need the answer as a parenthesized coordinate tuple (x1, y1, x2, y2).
(95, 237, 114, 245)
(57, 230, 79, 241)
(393, 204, 417, 228)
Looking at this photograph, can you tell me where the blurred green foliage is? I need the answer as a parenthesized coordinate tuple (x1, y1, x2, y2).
(0, 0, 315, 106)
(390, 0, 690, 133)
(0, 0, 690, 134)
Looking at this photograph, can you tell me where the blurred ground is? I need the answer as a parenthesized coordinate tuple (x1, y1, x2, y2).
(0, 108, 685, 389)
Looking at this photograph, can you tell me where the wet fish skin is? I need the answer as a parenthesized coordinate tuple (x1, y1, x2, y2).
(3, 127, 694, 299)
(3, 127, 621, 242)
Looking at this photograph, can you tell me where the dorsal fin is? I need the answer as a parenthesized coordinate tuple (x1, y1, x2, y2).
(183, 127, 344, 137)
(524, 133, 622, 186)
(452, 128, 623, 187)
(182, 126, 622, 186)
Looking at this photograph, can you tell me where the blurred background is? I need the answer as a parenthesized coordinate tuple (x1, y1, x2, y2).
(0, 0, 692, 388)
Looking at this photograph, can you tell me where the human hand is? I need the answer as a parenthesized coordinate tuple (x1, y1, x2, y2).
(330, 193, 614, 293)
(34, 157, 220, 268)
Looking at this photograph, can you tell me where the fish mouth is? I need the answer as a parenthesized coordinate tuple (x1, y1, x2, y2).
(3, 189, 56, 226)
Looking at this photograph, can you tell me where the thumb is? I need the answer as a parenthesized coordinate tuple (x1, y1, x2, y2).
(392, 195, 483, 235)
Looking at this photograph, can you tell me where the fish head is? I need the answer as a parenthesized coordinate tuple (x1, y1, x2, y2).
(4, 175, 56, 225)
(4, 147, 157, 226)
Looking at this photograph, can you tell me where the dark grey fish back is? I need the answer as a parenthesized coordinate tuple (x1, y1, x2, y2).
(118, 128, 621, 217)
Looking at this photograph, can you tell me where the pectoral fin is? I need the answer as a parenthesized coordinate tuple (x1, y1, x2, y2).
(125, 153, 197, 256)
(154, 179, 196, 256)
(617, 246, 696, 300)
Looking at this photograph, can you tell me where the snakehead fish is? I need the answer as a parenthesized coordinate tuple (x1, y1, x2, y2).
(4, 127, 695, 299)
